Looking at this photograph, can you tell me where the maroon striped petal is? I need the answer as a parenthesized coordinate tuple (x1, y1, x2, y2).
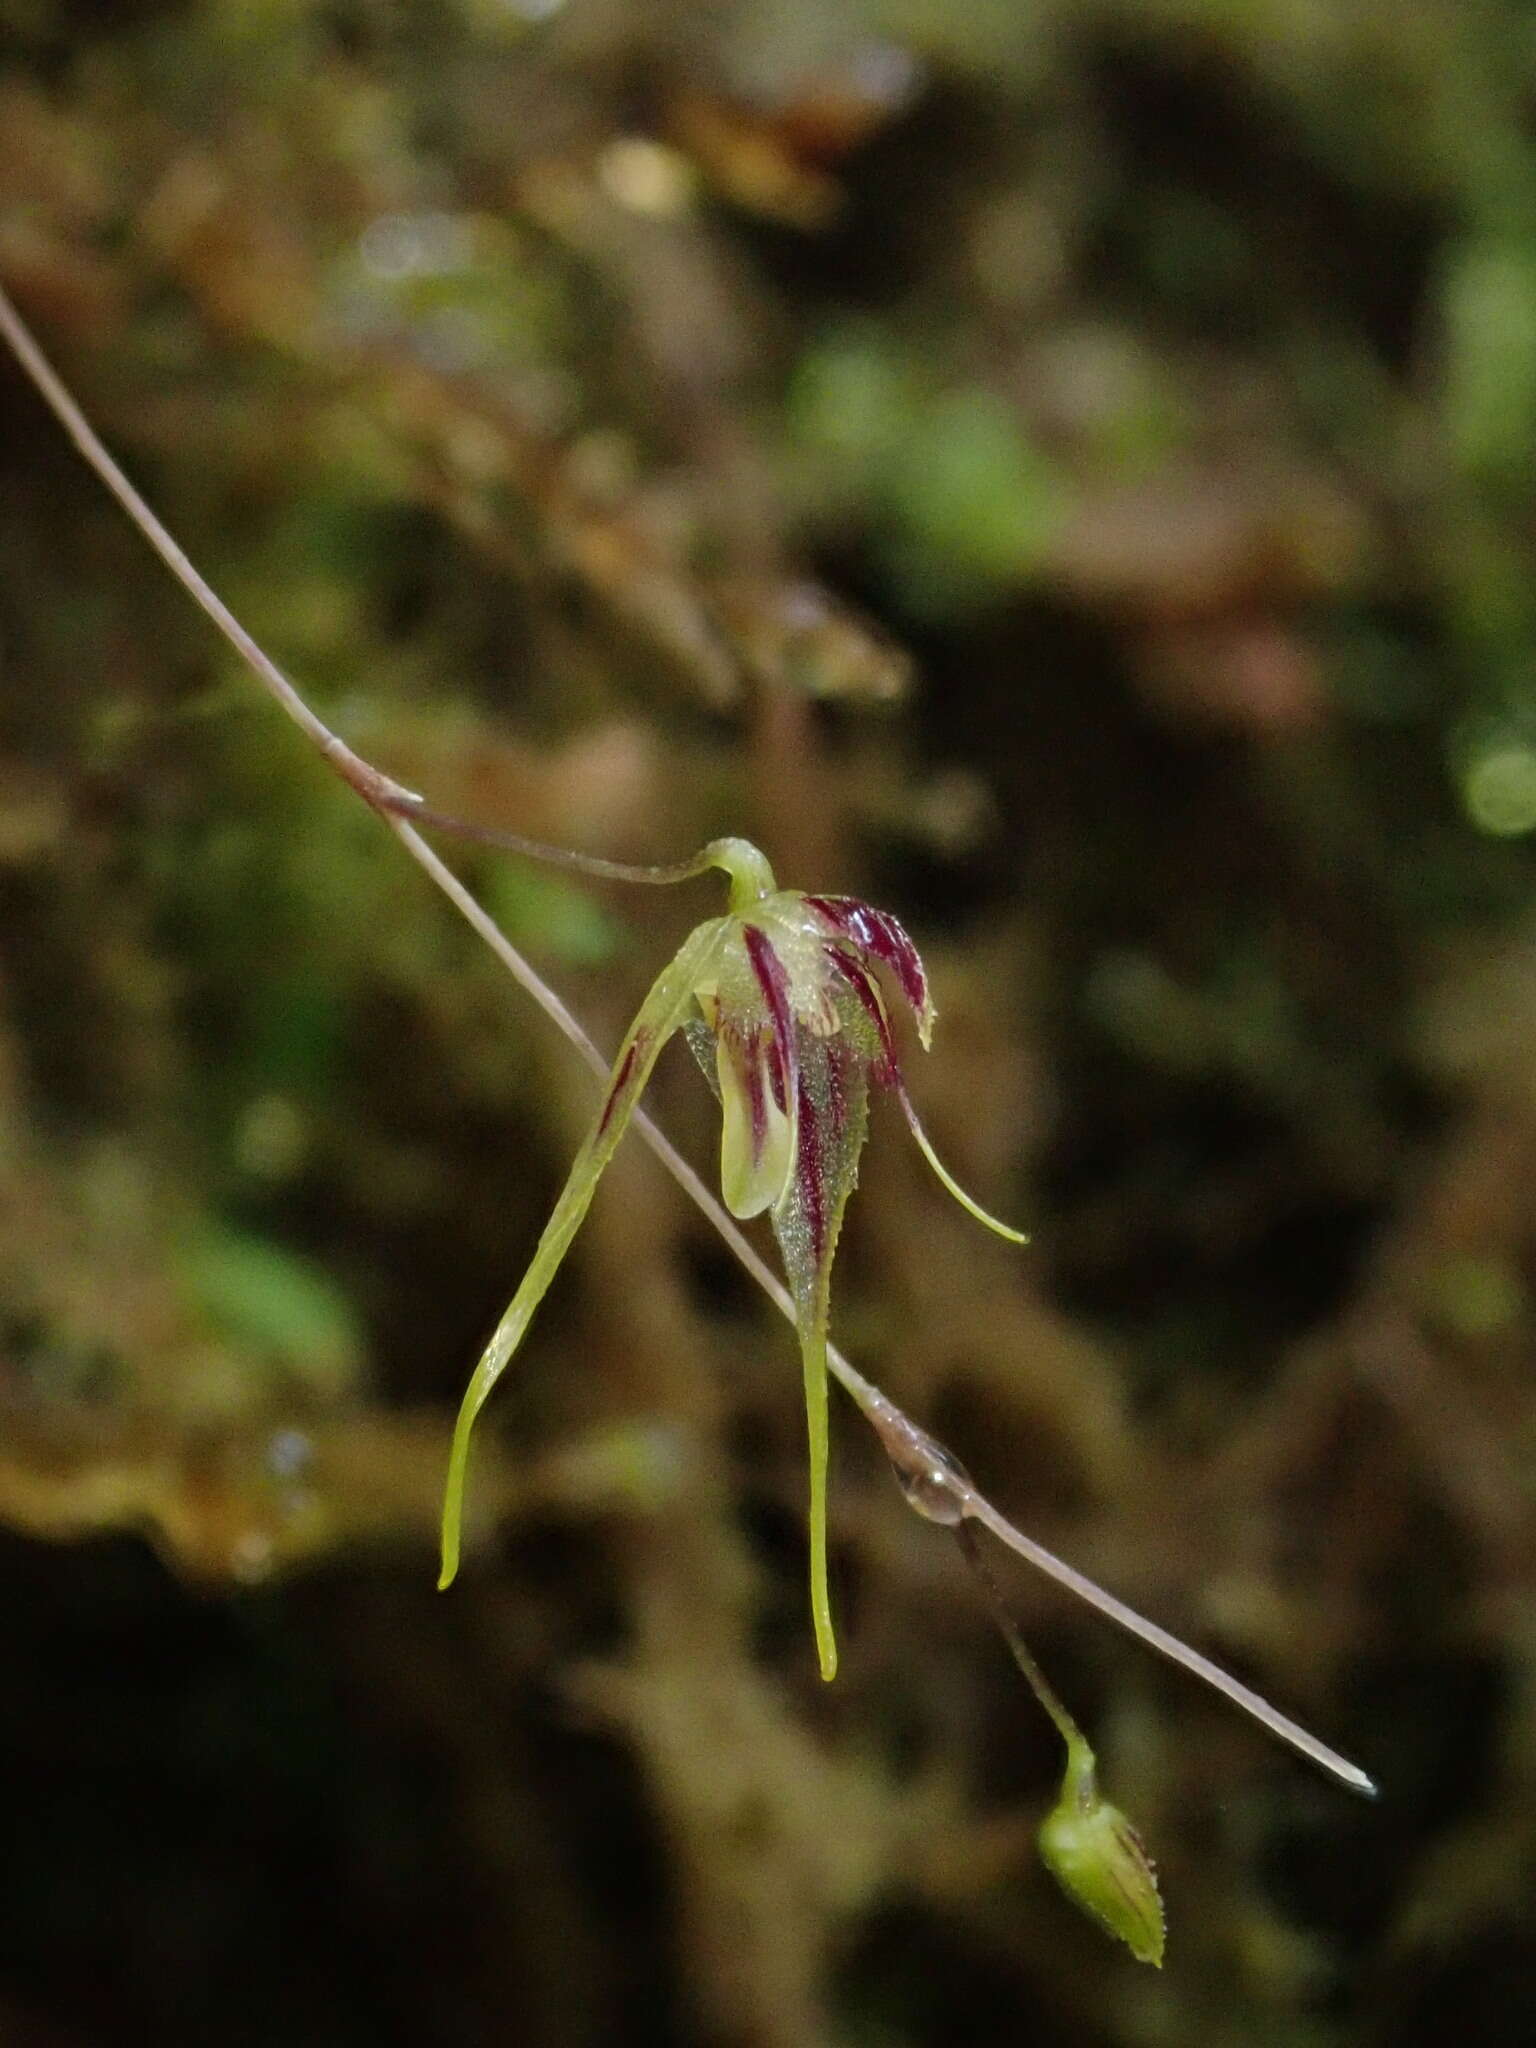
(804, 896, 933, 1042)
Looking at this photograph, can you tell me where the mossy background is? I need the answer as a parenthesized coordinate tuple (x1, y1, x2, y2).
(3, 1, 1536, 2041)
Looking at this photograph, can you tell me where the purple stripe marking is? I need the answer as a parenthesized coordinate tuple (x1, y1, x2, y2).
(745, 1034, 768, 1162)
(795, 1067, 826, 1266)
(598, 1029, 649, 1136)
(765, 1039, 788, 1113)
(825, 946, 901, 1088)
(743, 923, 798, 1127)
(805, 896, 929, 1023)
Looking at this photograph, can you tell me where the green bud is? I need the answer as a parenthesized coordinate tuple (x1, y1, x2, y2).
(1038, 1736, 1165, 1967)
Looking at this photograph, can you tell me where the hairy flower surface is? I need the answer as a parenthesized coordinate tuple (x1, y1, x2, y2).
(438, 838, 1024, 1678)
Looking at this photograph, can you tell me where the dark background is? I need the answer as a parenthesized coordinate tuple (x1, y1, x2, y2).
(2, 1, 1535, 2042)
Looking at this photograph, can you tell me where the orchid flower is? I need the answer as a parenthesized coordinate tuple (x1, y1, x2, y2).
(436, 835, 1025, 1679)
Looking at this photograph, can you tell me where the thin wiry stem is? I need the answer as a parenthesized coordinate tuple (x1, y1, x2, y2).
(385, 802, 726, 889)
(0, 281, 1375, 1798)
(954, 1518, 1083, 1752)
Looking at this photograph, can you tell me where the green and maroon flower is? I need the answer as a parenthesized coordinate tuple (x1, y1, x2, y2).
(438, 838, 1024, 1679)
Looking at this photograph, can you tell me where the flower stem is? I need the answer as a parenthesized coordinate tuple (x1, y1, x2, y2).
(954, 1518, 1084, 1749)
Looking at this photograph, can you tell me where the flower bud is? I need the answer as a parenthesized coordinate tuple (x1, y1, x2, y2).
(1037, 1737, 1165, 1967)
